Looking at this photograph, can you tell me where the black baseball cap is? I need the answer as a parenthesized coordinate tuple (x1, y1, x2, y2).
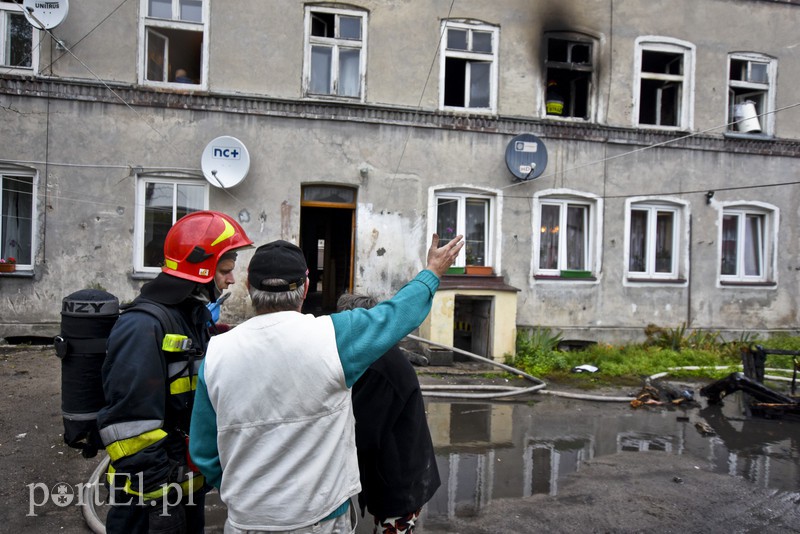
(248, 240, 308, 292)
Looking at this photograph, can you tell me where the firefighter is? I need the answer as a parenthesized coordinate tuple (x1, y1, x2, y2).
(97, 210, 253, 533)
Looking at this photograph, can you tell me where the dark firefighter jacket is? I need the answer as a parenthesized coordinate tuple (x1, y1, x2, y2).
(96, 290, 211, 500)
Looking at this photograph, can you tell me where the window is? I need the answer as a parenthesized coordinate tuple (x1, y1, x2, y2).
(533, 192, 600, 277)
(719, 204, 776, 284)
(135, 174, 208, 272)
(440, 20, 499, 113)
(634, 37, 694, 129)
(1, 1, 36, 71)
(433, 189, 499, 268)
(625, 200, 687, 281)
(1, 168, 36, 269)
(140, 0, 206, 87)
(727, 53, 776, 135)
(303, 6, 367, 99)
(544, 33, 596, 120)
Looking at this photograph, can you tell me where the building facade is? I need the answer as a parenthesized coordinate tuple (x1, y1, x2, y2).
(1, 0, 799, 357)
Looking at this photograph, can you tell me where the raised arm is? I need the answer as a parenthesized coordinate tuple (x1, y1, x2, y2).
(425, 233, 465, 278)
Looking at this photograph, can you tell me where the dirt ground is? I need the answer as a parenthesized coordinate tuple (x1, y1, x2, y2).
(2, 345, 800, 533)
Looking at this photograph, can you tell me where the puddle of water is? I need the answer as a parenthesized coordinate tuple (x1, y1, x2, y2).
(124, 387, 800, 533)
(409, 389, 800, 533)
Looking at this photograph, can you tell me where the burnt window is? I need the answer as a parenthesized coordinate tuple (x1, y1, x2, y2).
(544, 35, 594, 120)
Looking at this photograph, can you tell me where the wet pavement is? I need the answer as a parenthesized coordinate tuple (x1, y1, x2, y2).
(5, 347, 800, 533)
(209, 370, 800, 533)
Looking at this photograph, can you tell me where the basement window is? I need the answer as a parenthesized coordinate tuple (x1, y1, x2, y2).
(440, 20, 499, 113)
(634, 38, 694, 130)
(543, 33, 595, 120)
(140, 0, 206, 87)
(727, 53, 776, 136)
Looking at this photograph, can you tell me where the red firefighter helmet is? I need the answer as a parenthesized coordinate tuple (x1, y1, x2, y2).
(162, 211, 253, 283)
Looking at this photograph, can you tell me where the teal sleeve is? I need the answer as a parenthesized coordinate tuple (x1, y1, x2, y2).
(189, 362, 222, 489)
(332, 270, 440, 387)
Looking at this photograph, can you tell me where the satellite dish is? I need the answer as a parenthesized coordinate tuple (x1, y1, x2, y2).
(201, 136, 250, 189)
(505, 133, 548, 181)
(23, 0, 69, 30)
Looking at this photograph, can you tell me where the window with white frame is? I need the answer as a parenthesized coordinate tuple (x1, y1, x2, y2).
(304, 6, 367, 99)
(135, 174, 208, 272)
(140, 0, 206, 86)
(434, 190, 496, 268)
(440, 20, 498, 113)
(1, 1, 36, 71)
(634, 37, 694, 129)
(1, 168, 36, 268)
(544, 33, 596, 120)
(626, 201, 686, 280)
(719, 204, 776, 283)
(727, 53, 776, 135)
(534, 193, 599, 276)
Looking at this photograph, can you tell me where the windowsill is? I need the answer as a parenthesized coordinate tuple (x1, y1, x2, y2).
(131, 271, 159, 281)
(626, 277, 687, 284)
(439, 275, 519, 292)
(304, 93, 364, 103)
(635, 124, 689, 132)
(719, 280, 777, 287)
(141, 81, 204, 91)
(0, 269, 34, 278)
(723, 131, 774, 141)
(440, 106, 497, 116)
(534, 274, 597, 282)
(544, 115, 590, 122)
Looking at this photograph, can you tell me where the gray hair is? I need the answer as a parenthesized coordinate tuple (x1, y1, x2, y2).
(249, 278, 305, 313)
(336, 292, 378, 312)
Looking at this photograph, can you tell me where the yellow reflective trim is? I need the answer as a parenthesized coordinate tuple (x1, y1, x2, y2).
(105, 429, 168, 462)
(107, 466, 205, 498)
(210, 219, 235, 247)
(169, 375, 197, 395)
(164, 258, 178, 270)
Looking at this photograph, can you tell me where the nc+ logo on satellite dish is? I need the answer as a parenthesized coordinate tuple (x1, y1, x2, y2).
(212, 146, 241, 160)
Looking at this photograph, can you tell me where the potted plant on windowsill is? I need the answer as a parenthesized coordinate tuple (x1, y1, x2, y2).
(0, 257, 16, 273)
(466, 265, 493, 276)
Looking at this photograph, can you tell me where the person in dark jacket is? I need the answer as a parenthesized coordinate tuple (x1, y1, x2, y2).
(337, 293, 441, 534)
(97, 210, 253, 534)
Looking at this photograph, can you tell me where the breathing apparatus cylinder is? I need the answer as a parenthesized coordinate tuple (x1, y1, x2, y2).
(54, 289, 119, 458)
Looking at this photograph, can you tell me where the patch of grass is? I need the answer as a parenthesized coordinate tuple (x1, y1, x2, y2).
(510, 325, 799, 387)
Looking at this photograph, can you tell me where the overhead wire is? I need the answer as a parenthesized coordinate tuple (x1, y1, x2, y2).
(498, 101, 800, 197)
(382, 0, 456, 208)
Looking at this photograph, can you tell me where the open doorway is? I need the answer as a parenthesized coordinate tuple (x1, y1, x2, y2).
(299, 185, 356, 316)
(453, 296, 493, 359)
